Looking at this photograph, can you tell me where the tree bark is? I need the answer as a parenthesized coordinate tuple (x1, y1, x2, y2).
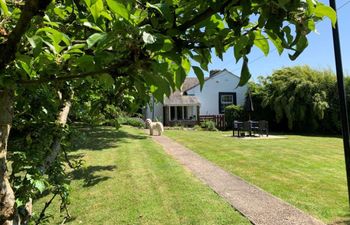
(0, 0, 52, 70)
(0, 90, 15, 225)
(41, 90, 73, 172)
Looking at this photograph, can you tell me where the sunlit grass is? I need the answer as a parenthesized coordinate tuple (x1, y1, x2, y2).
(165, 130, 349, 224)
(33, 126, 249, 225)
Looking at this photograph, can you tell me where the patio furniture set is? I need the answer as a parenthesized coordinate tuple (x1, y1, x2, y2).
(233, 120, 269, 137)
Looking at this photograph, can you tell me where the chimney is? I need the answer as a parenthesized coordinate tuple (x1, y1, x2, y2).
(209, 69, 221, 77)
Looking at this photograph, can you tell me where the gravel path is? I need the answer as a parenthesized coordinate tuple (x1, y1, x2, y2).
(151, 134, 325, 225)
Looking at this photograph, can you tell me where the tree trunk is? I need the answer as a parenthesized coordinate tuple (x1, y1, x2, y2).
(0, 90, 15, 225)
(41, 90, 73, 172)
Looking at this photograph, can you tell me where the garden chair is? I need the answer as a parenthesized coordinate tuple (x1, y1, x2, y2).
(233, 120, 243, 137)
(249, 120, 260, 136)
(243, 121, 252, 136)
(258, 120, 269, 137)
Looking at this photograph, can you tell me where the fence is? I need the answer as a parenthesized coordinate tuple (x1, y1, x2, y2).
(199, 115, 226, 130)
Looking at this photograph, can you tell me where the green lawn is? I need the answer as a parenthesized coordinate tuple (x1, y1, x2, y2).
(165, 130, 350, 224)
(34, 126, 250, 225)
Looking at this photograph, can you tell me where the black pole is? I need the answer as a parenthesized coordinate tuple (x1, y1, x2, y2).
(329, 0, 350, 205)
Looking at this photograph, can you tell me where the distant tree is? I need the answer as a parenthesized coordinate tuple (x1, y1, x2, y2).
(260, 66, 336, 131)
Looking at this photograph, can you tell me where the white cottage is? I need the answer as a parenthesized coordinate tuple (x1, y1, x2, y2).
(145, 69, 248, 126)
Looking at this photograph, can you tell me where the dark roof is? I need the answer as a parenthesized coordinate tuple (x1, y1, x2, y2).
(179, 69, 225, 92)
(164, 95, 200, 106)
(181, 77, 200, 92)
(163, 78, 201, 106)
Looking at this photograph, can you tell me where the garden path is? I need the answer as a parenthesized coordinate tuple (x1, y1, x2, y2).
(151, 134, 325, 225)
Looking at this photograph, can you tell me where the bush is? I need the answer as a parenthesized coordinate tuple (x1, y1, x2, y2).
(224, 105, 243, 128)
(118, 116, 145, 128)
(193, 125, 202, 131)
(102, 119, 121, 129)
(200, 120, 218, 131)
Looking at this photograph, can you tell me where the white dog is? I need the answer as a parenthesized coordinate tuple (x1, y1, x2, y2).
(145, 119, 164, 136)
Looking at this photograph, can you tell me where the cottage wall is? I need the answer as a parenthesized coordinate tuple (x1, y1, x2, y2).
(145, 100, 164, 122)
(145, 70, 248, 122)
(186, 70, 248, 115)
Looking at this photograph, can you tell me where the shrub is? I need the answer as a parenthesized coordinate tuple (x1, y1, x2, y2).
(102, 119, 121, 129)
(224, 105, 243, 128)
(193, 125, 202, 131)
(200, 120, 218, 131)
(118, 116, 145, 128)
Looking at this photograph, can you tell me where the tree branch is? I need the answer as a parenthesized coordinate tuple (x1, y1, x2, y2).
(177, 0, 239, 32)
(0, 0, 52, 70)
(35, 193, 57, 225)
(17, 60, 132, 85)
(182, 24, 261, 50)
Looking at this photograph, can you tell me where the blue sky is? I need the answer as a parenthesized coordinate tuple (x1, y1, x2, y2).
(189, 0, 350, 81)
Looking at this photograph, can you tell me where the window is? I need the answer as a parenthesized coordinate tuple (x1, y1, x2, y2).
(170, 106, 176, 120)
(170, 106, 186, 121)
(219, 92, 236, 114)
(176, 106, 183, 120)
(221, 95, 233, 104)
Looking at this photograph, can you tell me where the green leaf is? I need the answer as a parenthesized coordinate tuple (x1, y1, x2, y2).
(18, 61, 33, 77)
(162, 38, 173, 52)
(26, 35, 37, 49)
(289, 35, 308, 60)
(36, 27, 70, 53)
(307, 19, 315, 31)
(306, 0, 316, 14)
(33, 180, 46, 193)
(192, 55, 202, 64)
(150, 85, 157, 93)
(266, 31, 284, 55)
(76, 55, 96, 72)
(181, 57, 191, 73)
(314, 3, 336, 27)
(146, 3, 172, 22)
(253, 30, 269, 56)
(193, 66, 205, 90)
(234, 36, 249, 62)
(214, 38, 224, 60)
(106, 0, 130, 22)
(277, 0, 290, 7)
(238, 57, 251, 86)
(83, 21, 104, 32)
(101, 11, 113, 20)
(176, 67, 187, 89)
(209, 14, 225, 30)
(90, 0, 104, 22)
(0, 0, 10, 16)
(87, 33, 107, 48)
(142, 32, 156, 44)
(98, 73, 115, 89)
(69, 43, 86, 50)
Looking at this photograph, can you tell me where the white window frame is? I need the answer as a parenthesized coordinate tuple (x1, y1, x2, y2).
(220, 95, 234, 105)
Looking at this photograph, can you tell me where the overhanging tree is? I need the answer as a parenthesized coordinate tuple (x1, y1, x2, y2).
(0, 0, 335, 224)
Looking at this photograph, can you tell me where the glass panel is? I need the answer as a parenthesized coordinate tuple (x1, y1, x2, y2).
(170, 106, 175, 121)
(184, 106, 188, 120)
(221, 95, 233, 104)
(176, 106, 183, 120)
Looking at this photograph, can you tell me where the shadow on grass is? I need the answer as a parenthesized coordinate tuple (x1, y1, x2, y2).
(70, 126, 146, 151)
(66, 126, 144, 187)
(70, 165, 117, 187)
